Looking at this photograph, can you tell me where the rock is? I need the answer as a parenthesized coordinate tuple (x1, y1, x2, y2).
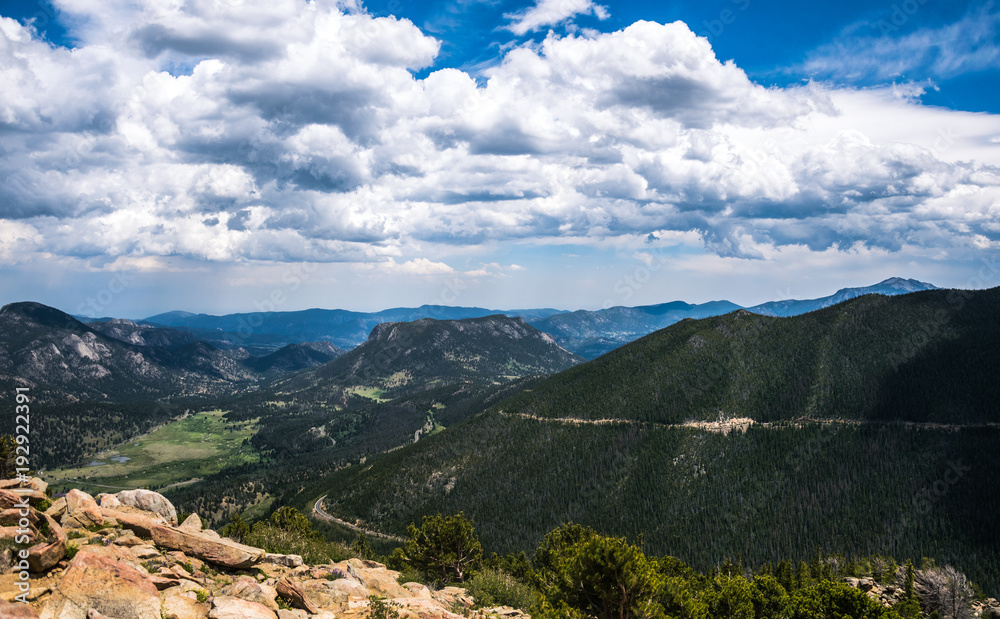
(161, 587, 211, 619)
(226, 578, 279, 611)
(40, 546, 160, 619)
(301, 577, 369, 611)
(132, 545, 161, 559)
(87, 610, 112, 619)
(276, 611, 309, 619)
(395, 597, 468, 619)
(151, 524, 266, 569)
(209, 596, 278, 619)
(344, 558, 411, 598)
(115, 490, 178, 525)
(63, 490, 104, 529)
(264, 553, 303, 567)
(98, 494, 121, 509)
(28, 512, 67, 572)
(276, 577, 321, 613)
(178, 513, 203, 532)
(403, 582, 435, 599)
(0, 599, 41, 618)
(45, 497, 68, 520)
(102, 507, 161, 538)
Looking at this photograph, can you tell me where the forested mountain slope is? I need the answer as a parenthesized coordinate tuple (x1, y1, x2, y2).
(306, 287, 1000, 592)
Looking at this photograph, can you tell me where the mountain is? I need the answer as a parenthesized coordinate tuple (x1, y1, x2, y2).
(243, 341, 344, 375)
(303, 287, 1000, 592)
(222, 315, 583, 464)
(527, 300, 742, 358)
(748, 277, 938, 317)
(87, 317, 202, 348)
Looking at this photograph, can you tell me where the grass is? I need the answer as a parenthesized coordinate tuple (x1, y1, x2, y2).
(345, 385, 390, 402)
(44, 410, 263, 494)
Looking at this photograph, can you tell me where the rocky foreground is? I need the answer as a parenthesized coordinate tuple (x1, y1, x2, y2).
(0, 479, 527, 619)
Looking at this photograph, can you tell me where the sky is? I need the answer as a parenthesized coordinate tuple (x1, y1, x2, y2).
(1, 0, 999, 318)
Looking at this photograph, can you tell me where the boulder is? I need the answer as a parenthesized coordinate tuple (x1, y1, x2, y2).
(45, 497, 67, 520)
(161, 587, 211, 619)
(301, 578, 368, 611)
(0, 599, 41, 618)
(115, 490, 178, 525)
(264, 553, 303, 567)
(28, 512, 67, 572)
(98, 494, 121, 509)
(39, 546, 160, 619)
(151, 524, 266, 569)
(63, 490, 103, 529)
(208, 596, 278, 619)
(101, 507, 158, 538)
(226, 578, 279, 611)
(178, 513, 203, 532)
(403, 582, 435, 599)
(276, 611, 309, 619)
(276, 577, 320, 613)
(344, 558, 410, 598)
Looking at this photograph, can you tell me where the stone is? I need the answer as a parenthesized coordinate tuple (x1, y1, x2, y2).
(276, 577, 321, 613)
(276, 610, 309, 619)
(344, 558, 411, 598)
(264, 553, 303, 567)
(403, 582, 435, 599)
(161, 587, 211, 619)
(225, 578, 279, 611)
(178, 513, 203, 532)
(301, 578, 369, 611)
(39, 546, 160, 619)
(0, 599, 41, 618)
(64, 490, 104, 528)
(102, 507, 158, 538)
(87, 610, 112, 619)
(28, 512, 67, 572)
(98, 494, 121, 509)
(151, 524, 266, 569)
(115, 490, 178, 525)
(45, 497, 67, 520)
(208, 596, 278, 619)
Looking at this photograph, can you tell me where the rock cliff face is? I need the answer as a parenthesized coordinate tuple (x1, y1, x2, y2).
(0, 481, 528, 619)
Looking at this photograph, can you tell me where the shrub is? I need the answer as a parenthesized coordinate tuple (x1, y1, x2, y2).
(400, 513, 482, 585)
(466, 568, 538, 610)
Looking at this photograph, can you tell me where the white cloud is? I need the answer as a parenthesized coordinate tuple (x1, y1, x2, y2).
(800, 5, 1000, 82)
(0, 0, 998, 278)
(505, 0, 609, 36)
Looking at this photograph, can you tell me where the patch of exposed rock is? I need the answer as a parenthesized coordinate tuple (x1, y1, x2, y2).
(0, 482, 529, 619)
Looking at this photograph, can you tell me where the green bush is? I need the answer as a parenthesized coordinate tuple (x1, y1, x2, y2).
(245, 523, 352, 565)
(399, 513, 482, 585)
(396, 566, 426, 586)
(465, 569, 538, 610)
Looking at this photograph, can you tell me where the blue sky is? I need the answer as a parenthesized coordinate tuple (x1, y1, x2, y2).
(0, 0, 999, 317)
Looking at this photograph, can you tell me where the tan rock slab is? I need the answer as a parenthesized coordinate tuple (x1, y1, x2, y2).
(208, 596, 278, 619)
(115, 490, 178, 525)
(40, 546, 160, 619)
(151, 524, 266, 569)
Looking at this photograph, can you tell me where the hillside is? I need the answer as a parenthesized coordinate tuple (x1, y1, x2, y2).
(0, 302, 264, 468)
(212, 315, 582, 472)
(304, 287, 1000, 592)
(529, 300, 742, 358)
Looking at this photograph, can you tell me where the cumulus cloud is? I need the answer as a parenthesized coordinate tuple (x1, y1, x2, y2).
(0, 0, 999, 274)
(505, 0, 609, 36)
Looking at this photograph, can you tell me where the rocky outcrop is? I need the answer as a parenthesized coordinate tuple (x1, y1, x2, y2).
(0, 483, 527, 619)
(115, 490, 178, 525)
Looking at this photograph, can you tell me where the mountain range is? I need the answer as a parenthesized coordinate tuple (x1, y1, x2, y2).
(101, 277, 937, 359)
(304, 286, 1000, 591)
